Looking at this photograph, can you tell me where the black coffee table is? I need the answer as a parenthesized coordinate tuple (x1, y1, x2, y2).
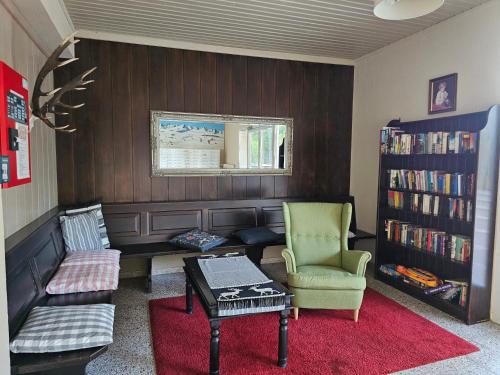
(183, 256, 293, 375)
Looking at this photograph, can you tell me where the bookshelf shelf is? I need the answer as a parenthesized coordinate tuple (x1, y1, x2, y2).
(376, 273, 467, 319)
(380, 207, 473, 237)
(375, 107, 500, 324)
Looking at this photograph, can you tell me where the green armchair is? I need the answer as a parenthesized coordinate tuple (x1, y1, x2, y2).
(282, 202, 371, 322)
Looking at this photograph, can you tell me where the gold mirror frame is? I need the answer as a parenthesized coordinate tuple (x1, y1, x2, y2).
(151, 111, 293, 176)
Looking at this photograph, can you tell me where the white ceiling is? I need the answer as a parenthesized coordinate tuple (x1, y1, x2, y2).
(63, 0, 490, 61)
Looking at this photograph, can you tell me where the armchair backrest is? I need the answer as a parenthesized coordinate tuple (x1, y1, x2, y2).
(283, 202, 351, 268)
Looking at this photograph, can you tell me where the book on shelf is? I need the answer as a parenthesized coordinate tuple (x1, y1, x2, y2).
(387, 190, 405, 209)
(384, 219, 471, 262)
(440, 280, 469, 307)
(378, 264, 469, 307)
(388, 190, 472, 222)
(380, 129, 477, 155)
(388, 169, 475, 196)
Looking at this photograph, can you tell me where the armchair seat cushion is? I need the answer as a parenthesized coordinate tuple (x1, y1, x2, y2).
(288, 265, 366, 290)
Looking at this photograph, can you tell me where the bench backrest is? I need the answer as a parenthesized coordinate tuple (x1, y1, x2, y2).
(102, 197, 357, 247)
(5, 209, 65, 338)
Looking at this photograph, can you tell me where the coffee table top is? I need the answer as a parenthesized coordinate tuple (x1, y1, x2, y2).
(183, 256, 292, 320)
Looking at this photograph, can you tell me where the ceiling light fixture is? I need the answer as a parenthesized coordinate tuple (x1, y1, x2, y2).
(373, 0, 444, 20)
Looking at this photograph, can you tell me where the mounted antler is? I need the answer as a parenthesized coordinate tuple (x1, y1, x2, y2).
(31, 34, 96, 133)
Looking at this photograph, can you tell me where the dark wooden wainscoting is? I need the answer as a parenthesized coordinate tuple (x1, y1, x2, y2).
(103, 197, 357, 246)
(55, 39, 354, 207)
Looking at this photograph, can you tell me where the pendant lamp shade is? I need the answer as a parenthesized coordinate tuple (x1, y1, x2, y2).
(373, 0, 444, 20)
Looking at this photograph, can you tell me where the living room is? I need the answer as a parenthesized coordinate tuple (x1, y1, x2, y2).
(1, 0, 500, 374)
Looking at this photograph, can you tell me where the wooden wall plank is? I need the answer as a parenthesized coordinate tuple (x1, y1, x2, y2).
(111, 43, 133, 202)
(73, 39, 95, 203)
(246, 57, 262, 199)
(274, 60, 291, 198)
(231, 55, 247, 199)
(315, 64, 330, 198)
(93, 41, 115, 203)
(149, 47, 169, 201)
(166, 49, 186, 201)
(200, 52, 218, 200)
(216, 54, 232, 200)
(184, 50, 202, 201)
(328, 65, 354, 195)
(131, 44, 151, 202)
(55, 65, 75, 205)
(56, 39, 354, 207)
(302, 63, 319, 198)
(287, 61, 304, 197)
(260, 59, 277, 199)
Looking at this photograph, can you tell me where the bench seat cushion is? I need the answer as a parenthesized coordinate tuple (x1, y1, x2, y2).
(60, 249, 121, 267)
(46, 251, 120, 294)
(10, 304, 115, 353)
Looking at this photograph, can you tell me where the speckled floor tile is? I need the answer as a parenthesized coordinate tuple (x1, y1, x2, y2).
(87, 263, 500, 375)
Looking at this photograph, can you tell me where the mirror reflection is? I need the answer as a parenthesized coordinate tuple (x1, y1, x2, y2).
(151, 112, 293, 176)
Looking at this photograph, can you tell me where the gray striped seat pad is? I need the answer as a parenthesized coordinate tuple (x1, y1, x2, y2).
(10, 304, 115, 353)
(65, 203, 110, 249)
(60, 211, 103, 252)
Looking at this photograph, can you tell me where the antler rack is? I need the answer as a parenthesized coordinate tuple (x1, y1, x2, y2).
(31, 34, 96, 133)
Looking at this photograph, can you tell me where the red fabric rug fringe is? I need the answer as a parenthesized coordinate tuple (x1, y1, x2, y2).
(149, 288, 478, 374)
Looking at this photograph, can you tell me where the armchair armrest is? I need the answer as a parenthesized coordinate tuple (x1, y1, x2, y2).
(342, 250, 372, 277)
(281, 248, 297, 273)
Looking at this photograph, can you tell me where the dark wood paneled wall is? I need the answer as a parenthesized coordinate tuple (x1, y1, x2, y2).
(56, 39, 354, 205)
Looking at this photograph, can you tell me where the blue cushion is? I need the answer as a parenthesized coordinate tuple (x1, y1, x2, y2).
(233, 227, 281, 245)
(169, 229, 227, 252)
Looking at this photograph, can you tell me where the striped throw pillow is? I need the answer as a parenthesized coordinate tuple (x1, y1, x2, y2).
(60, 211, 103, 252)
(65, 203, 110, 249)
(10, 304, 115, 353)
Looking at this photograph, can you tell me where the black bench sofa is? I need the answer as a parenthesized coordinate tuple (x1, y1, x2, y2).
(6, 208, 113, 375)
(104, 196, 374, 292)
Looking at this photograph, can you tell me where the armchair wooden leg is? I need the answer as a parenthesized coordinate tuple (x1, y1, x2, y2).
(354, 309, 359, 322)
(293, 307, 299, 320)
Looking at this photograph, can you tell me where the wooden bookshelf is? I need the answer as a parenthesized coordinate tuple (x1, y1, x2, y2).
(375, 106, 500, 324)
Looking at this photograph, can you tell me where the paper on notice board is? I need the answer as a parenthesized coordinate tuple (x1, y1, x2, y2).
(15, 122, 30, 179)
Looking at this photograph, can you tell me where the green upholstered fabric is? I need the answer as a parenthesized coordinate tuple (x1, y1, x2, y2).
(291, 288, 365, 310)
(282, 202, 372, 311)
(288, 265, 366, 290)
(283, 202, 349, 268)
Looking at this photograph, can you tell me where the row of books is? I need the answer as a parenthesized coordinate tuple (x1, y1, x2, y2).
(380, 128, 477, 155)
(385, 219, 471, 263)
(379, 264, 468, 307)
(388, 190, 473, 222)
(388, 169, 474, 197)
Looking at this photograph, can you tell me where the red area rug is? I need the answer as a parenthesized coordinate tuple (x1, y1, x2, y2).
(149, 288, 478, 374)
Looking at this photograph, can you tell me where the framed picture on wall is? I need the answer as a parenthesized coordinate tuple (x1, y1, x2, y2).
(428, 73, 458, 114)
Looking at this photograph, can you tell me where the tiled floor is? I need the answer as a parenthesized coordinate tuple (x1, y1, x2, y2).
(88, 263, 500, 375)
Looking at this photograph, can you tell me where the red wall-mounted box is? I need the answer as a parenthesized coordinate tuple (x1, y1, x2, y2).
(0, 61, 31, 188)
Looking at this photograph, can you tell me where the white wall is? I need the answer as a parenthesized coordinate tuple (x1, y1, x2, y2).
(0, 191, 9, 375)
(0, 2, 58, 238)
(351, 0, 500, 321)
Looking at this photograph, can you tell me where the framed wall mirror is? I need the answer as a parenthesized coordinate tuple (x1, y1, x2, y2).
(151, 111, 293, 176)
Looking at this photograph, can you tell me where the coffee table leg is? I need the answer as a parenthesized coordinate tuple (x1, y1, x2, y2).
(210, 320, 220, 375)
(185, 276, 193, 314)
(278, 310, 288, 368)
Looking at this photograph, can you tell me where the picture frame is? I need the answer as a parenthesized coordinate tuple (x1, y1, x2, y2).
(150, 111, 293, 176)
(428, 73, 458, 115)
